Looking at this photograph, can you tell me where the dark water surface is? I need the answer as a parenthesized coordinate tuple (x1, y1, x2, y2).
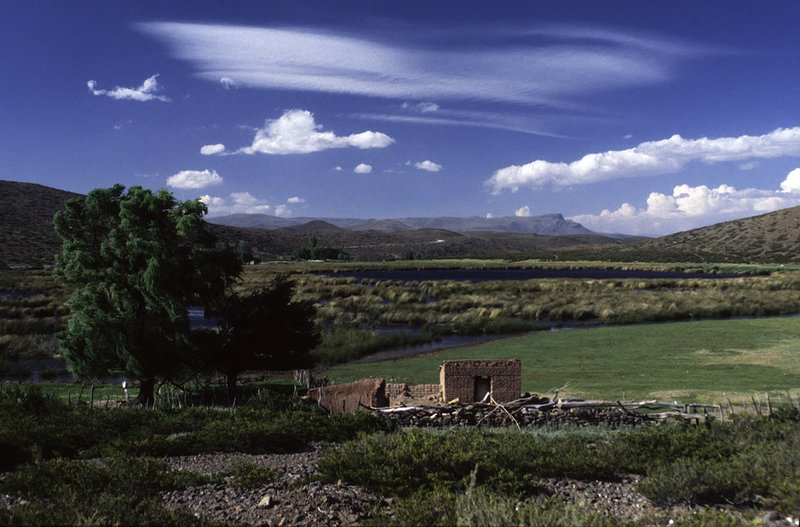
(319, 268, 738, 283)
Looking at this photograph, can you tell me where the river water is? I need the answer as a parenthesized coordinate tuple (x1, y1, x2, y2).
(318, 268, 738, 282)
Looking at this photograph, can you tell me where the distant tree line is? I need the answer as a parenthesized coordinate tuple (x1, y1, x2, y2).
(292, 246, 351, 261)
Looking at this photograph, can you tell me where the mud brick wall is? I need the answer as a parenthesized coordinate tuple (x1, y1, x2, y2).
(408, 384, 441, 399)
(385, 383, 408, 400)
(440, 359, 521, 403)
(387, 383, 442, 403)
(306, 378, 388, 413)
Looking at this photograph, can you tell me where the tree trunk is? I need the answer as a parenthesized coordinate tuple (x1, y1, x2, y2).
(137, 378, 155, 406)
(226, 371, 238, 404)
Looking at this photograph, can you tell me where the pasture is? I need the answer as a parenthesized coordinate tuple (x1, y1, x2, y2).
(325, 317, 800, 404)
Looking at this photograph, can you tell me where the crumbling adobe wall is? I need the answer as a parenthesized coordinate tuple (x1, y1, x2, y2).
(408, 384, 441, 399)
(440, 359, 521, 403)
(306, 378, 388, 413)
(386, 383, 442, 405)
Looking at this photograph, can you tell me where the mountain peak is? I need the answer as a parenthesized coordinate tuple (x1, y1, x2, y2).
(210, 213, 594, 236)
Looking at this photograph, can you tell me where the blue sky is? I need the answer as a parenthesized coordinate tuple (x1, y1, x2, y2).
(2, 1, 800, 235)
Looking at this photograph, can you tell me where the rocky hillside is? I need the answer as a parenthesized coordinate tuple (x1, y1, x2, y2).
(0, 180, 82, 269)
(570, 206, 800, 263)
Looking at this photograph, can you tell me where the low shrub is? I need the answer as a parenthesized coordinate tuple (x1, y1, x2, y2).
(0, 392, 394, 471)
(323, 417, 800, 517)
(221, 461, 277, 488)
(0, 456, 216, 526)
(317, 428, 620, 499)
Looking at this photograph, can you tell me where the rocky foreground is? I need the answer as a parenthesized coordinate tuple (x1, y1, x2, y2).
(159, 446, 783, 527)
(162, 447, 389, 526)
(2, 444, 794, 526)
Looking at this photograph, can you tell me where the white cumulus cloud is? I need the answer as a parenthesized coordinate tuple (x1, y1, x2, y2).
(200, 144, 226, 155)
(515, 205, 532, 217)
(287, 196, 305, 204)
(167, 169, 223, 189)
(571, 177, 800, 236)
(200, 192, 271, 216)
(415, 160, 442, 172)
(487, 127, 800, 193)
(236, 110, 394, 155)
(354, 163, 373, 174)
(274, 204, 291, 217)
(779, 168, 800, 193)
(87, 74, 169, 102)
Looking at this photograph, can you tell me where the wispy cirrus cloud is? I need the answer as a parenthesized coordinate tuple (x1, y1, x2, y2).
(353, 105, 569, 137)
(87, 74, 169, 102)
(403, 101, 440, 113)
(138, 22, 700, 107)
(219, 77, 237, 89)
(487, 127, 800, 193)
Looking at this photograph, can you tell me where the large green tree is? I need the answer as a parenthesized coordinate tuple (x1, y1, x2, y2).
(208, 275, 320, 400)
(53, 185, 241, 404)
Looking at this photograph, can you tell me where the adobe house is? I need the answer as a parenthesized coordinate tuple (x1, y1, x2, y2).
(305, 359, 523, 413)
(306, 378, 389, 413)
(439, 359, 521, 403)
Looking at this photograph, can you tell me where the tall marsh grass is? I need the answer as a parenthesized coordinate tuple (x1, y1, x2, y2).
(5, 263, 800, 364)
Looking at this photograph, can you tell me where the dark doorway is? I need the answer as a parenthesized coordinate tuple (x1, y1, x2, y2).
(474, 376, 491, 402)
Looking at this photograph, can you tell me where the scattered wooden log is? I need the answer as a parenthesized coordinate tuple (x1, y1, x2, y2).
(370, 396, 720, 428)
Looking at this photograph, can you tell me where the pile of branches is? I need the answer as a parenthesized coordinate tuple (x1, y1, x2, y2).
(371, 395, 721, 428)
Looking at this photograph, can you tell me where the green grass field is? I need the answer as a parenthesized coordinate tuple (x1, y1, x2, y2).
(325, 317, 800, 404)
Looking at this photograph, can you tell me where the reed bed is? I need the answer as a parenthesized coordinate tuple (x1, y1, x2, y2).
(4, 262, 800, 366)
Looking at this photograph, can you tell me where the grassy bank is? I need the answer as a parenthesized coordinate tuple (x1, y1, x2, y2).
(325, 317, 800, 404)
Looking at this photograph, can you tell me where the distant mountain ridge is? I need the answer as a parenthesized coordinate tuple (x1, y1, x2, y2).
(208, 213, 595, 236)
(0, 180, 622, 267)
(3, 179, 800, 267)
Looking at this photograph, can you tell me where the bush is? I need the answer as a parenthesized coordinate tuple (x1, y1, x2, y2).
(0, 456, 216, 526)
(317, 428, 620, 499)
(221, 461, 277, 488)
(0, 395, 394, 471)
(0, 382, 64, 414)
